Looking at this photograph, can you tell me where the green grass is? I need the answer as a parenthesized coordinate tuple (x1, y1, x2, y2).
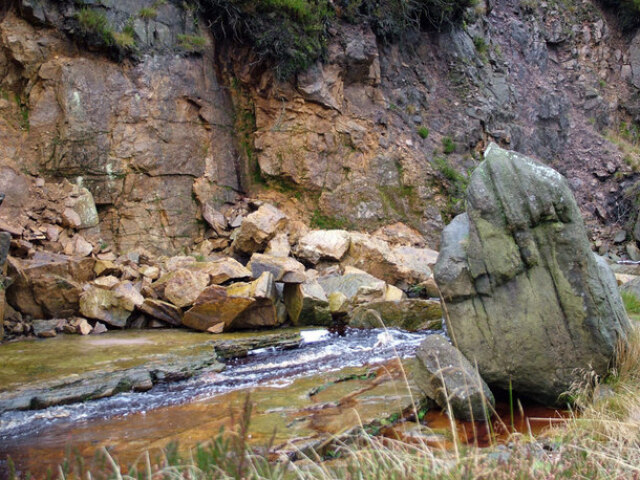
(138, 7, 158, 19)
(622, 290, 640, 315)
(417, 126, 430, 139)
(76, 7, 114, 46)
(442, 136, 456, 154)
(177, 34, 207, 53)
(310, 209, 346, 230)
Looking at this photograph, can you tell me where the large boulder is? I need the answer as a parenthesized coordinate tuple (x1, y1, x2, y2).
(342, 233, 435, 288)
(295, 229, 351, 264)
(414, 334, 494, 421)
(232, 204, 287, 255)
(247, 253, 306, 283)
(435, 144, 631, 404)
(183, 272, 281, 332)
(6, 252, 95, 319)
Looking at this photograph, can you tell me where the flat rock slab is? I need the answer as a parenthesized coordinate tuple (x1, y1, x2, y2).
(0, 329, 302, 413)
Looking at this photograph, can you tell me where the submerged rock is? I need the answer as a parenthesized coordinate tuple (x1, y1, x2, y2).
(414, 334, 494, 422)
(435, 144, 631, 404)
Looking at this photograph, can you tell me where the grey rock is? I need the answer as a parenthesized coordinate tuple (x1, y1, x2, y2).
(414, 334, 494, 421)
(435, 144, 631, 404)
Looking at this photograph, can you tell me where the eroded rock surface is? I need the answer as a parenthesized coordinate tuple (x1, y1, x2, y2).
(435, 144, 631, 404)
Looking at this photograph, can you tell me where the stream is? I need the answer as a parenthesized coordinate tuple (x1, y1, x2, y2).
(0, 328, 432, 476)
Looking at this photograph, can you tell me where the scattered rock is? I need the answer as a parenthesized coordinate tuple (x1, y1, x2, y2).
(414, 334, 494, 421)
(138, 299, 183, 326)
(193, 258, 251, 284)
(91, 322, 108, 334)
(182, 285, 253, 333)
(6, 253, 95, 319)
(232, 204, 287, 254)
(32, 319, 65, 338)
(295, 230, 351, 264)
(247, 253, 306, 283)
(283, 281, 332, 326)
(265, 233, 291, 257)
(163, 269, 210, 308)
(434, 144, 631, 404)
(62, 186, 99, 230)
(79, 286, 131, 328)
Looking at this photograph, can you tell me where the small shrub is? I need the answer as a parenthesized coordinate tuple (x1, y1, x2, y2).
(417, 126, 429, 139)
(113, 32, 136, 49)
(177, 34, 207, 53)
(442, 136, 456, 154)
(76, 7, 114, 45)
(138, 7, 158, 19)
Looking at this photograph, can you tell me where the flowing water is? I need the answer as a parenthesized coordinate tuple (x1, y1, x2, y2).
(0, 328, 429, 476)
(0, 328, 567, 478)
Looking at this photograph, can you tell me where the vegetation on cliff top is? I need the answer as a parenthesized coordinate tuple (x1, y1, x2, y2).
(599, 0, 640, 30)
(197, 0, 475, 79)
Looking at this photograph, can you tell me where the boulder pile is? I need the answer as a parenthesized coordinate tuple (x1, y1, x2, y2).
(1, 199, 442, 339)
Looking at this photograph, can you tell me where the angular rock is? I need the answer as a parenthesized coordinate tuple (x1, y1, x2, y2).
(139, 299, 183, 326)
(62, 186, 99, 230)
(435, 144, 631, 404)
(349, 299, 443, 331)
(79, 286, 131, 328)
(232, 204, 287, 254)
(192, 258, 251, 284)
(226, 272, 282, 329)
(318, 267, 387, 306)
(183, 285, 253, 333)
(328, 291, 349, 314)
(139, 265, 160, 280)
(247, 253, 306, 283)
(384, 284, 406, 301)
(342, 233, 434, 287)
(114, 282, 145, 310)
(283, 281, 332, 326)
(163, 269, 210, 308)
(265, 232, 291, 258)
(414, 334, 494, 421)
(32, 319, 64, 338)
(93, 276, 120, 289)
(6, 253, 95, 318)
(295, 230, 351, 264)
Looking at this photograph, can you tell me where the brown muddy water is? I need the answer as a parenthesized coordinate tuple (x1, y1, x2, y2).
(0, 329, 567, 478)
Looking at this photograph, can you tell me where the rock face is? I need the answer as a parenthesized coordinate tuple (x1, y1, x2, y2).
(435, 144, 631, 404)
(0, 231, 10, 339)
(414, 334, 494, 421)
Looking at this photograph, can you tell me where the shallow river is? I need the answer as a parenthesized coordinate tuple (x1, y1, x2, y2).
(0, 328, 431, 476)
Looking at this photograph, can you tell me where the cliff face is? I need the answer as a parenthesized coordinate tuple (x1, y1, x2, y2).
(0, 0, 638, 255)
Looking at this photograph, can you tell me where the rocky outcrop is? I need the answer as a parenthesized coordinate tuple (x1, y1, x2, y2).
(414, 334, 494, 421)
(435, 144, 631, 404)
